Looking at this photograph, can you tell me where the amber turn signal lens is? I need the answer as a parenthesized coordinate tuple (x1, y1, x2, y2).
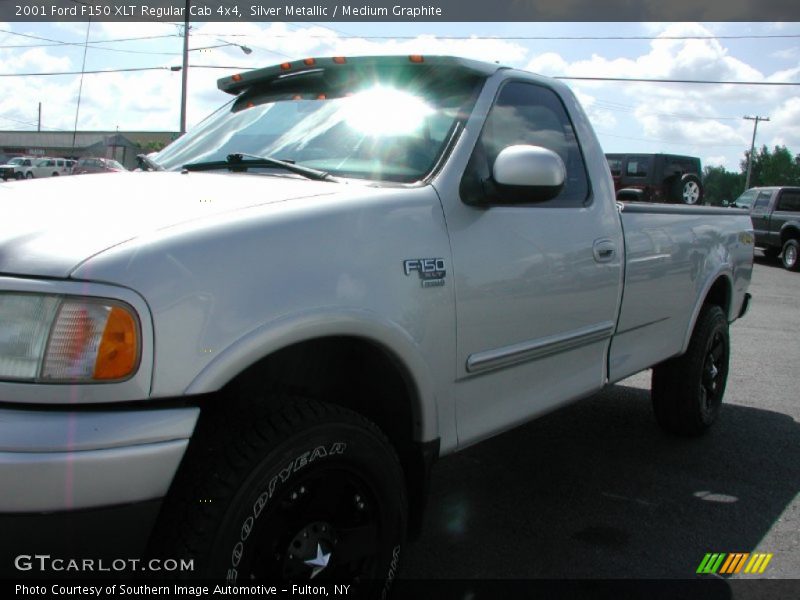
(93, 306, 138, 380)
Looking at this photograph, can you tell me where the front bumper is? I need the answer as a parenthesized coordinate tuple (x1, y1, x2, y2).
(0, 499, 164, 578)
(0, 405, 198, 513)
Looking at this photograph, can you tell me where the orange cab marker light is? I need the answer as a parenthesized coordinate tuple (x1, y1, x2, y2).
(280, 62, 292, 70)
(303, 58, 316, 66)
(93, 307, 138, 380)
(231, 73, 243, 82)
(317, 93, 327, 100)
(333, 57, 347, 64)
(292, 94, 303, 101)
(246, 101, 255, 109)
(409, 55, 424, 63)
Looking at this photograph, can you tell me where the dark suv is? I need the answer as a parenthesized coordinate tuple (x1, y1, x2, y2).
(606, 153, 704, 204)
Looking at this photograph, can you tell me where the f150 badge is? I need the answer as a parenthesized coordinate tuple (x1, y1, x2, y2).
(403, 258, 446, 288)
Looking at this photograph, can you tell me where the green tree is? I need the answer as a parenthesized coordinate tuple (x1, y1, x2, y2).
(740, 144, 800, 187)
(141, 140, 167, 153)
(703, 166, 744, 206)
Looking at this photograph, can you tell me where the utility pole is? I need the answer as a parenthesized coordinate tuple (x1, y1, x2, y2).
(179, 0, 190, 136)
(37, 102, 41, 132)
(744, 115, 770, 191)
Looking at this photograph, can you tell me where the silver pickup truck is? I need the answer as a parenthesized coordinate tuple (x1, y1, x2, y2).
(0, 56, 753, 587)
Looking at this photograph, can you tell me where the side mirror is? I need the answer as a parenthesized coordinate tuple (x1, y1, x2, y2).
(491, 145, 566, 203)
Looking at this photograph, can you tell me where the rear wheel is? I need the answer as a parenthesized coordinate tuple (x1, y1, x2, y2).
(676, 175, 703, 204)
(782, 239, 800, 271)
(24, 172, 33, 179)
(151, 397, 406, 596)
(652, 305, 729, 436)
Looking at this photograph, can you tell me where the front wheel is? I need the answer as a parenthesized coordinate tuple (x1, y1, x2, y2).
(782, 239, 800, 271)
(24, 172, 33, 179)
(652, 305, 729, 436)
(151, 398, 406, 596)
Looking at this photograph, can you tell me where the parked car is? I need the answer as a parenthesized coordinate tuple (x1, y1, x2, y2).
(739, 186, 800, 270)
(73, 157, 126, 175)
(19, 157, 72, 179)
(0, 156, 36, 180)
(0, 55, 753, 586)
(606, 153, 704, 204)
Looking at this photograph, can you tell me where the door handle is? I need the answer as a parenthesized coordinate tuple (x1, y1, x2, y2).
(593, 239, 617, 263)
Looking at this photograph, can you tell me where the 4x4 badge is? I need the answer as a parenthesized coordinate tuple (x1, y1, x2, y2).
(403, 258, 446, 288)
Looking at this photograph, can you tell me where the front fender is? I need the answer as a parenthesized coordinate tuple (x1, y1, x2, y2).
(184, 308, 438, 443)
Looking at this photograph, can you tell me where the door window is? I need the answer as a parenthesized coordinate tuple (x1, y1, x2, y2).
(776, 191, 800, 212)
(752, 192, 772, 211)
(461, 81, 590, 207)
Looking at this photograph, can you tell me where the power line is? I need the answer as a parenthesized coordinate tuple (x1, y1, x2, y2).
(557, 76, 800, 86)
(0, 29, 182, 55)
(591, 99, 741, 121)
(0, 115, 68, 131)
(0, 67, 174, 77)
(1, 65, 796, 91)
(187, 32, 800, 41)
(0, 31, 180, 47)
(597, 131, 746, 148)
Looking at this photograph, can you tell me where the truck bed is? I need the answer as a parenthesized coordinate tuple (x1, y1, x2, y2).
(609, 202, 753, 383)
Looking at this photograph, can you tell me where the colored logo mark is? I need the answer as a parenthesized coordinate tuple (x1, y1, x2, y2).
(696, 552, 773, 575)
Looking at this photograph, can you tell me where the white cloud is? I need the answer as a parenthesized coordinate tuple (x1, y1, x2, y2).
(770, 47, 799, 60)
(704, 155, 728, 167)
(766, 96, 800, 150)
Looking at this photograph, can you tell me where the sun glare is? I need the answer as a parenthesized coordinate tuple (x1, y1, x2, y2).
(341, 86, 434, 136)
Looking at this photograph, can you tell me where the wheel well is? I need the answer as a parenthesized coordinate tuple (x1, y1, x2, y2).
(780, 226, 800, 246)
(208, 336, 431, 536)
(703, 276, 731, 316)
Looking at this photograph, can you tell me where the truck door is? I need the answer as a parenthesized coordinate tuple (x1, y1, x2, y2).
(771, 189, 800, 244)
(750, 190, 776, 247)
(437, 80, 623, 446)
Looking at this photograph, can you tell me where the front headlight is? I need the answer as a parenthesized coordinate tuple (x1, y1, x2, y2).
(0, 293, 140, 382)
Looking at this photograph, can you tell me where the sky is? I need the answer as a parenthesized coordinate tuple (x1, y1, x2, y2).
(0, 20, 799, 171)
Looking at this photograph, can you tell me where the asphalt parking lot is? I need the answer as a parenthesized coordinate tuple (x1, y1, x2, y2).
(402, 251, 799, 583)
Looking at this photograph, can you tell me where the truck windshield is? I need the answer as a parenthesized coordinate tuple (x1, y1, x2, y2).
(154, 68, 483, 184)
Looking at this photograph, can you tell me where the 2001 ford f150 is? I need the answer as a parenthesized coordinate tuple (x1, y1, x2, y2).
(0, 56, 753, 589)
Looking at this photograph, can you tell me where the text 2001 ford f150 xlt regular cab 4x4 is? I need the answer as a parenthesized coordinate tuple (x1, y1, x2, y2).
(0, 56, 753, 589)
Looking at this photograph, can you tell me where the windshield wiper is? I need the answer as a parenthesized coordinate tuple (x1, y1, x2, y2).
(182, 152, 333, 181)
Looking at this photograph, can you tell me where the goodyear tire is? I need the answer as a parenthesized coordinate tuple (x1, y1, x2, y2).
(781, 239, 800, 271)
(151, 398, 406, 598)
(651, 305, 729, 436)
